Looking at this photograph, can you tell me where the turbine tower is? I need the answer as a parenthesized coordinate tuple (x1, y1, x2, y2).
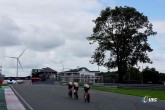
(6, 49, 26, 77)
(0, 62, 2, 75)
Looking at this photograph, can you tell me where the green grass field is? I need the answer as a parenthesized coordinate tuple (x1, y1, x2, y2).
(0, 84, 7, 88)
(92, 87, 165, 100)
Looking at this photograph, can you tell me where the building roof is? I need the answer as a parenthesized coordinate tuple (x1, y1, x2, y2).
(40, 67, 57, 73)
(31, 69, 41, 71)
(63, 67, 100, 73)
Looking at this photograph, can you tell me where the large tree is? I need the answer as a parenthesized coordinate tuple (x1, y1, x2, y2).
(87, 6, 157, 83)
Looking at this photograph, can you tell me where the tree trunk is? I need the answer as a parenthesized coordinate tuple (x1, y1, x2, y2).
(118, 64, 127, 83)
(118, 64, 123, 83)
(118, 70, 123, 83)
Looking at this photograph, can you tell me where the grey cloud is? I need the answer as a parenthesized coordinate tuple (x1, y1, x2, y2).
(56, 39, 96, 58)
(21, 26, 65, 51)
(27, 37, 64, 51)
(0, 32, 21, 46)
(0, 0, 123, 76)
(0, 16, 22, 47)
(0, 48, 6, 57)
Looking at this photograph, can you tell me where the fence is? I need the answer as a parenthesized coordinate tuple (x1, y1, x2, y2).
(55, 75, 103, 84)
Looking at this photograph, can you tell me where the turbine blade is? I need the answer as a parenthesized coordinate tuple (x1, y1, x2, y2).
(19, 48, 26, 58)
(18, 59, 23, 72)
(5, 56, 17, 59)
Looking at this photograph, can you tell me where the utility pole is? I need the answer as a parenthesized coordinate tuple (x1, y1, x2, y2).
(129, 72, 130, 81)
(60, 61, 64, 72)
(142, 65, 143, 84)
(0, 62, 2, 75)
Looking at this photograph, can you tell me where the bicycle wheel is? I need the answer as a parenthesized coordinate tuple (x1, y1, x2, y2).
(74, 91, 78, 99)
(87, 94, 90, 103)
(68, 91, 72, 98)
(84, 93, 87, 102)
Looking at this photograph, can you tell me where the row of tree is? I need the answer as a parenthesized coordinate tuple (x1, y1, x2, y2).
(99, 67, 165, 84)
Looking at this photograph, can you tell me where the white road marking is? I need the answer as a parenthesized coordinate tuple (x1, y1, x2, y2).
(10, 86, 34, 110)
(4, 87, 26, 110)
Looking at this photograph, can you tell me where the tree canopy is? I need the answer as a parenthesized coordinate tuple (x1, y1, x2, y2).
(142, 67, 160, 84)
(87, 6, 157, 83)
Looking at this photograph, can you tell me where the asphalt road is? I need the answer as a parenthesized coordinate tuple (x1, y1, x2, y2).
(10, 84, 165, 110)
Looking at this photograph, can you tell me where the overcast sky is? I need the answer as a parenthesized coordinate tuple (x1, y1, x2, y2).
(0, 0, 164, 77)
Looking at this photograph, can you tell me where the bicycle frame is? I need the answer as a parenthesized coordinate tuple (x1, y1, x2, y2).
(74, 90, 78, 99)
(68, 89, 72, 98)
(84, 90, 90, 103)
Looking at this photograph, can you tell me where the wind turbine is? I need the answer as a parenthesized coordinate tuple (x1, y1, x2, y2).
(6, 49, 26, 77)
(60, 61, 72, 71)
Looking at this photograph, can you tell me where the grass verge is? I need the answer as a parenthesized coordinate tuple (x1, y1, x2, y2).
(92, 87, 165, 100)
(0, 84, 7, 88)
(0, 88, 7, 110)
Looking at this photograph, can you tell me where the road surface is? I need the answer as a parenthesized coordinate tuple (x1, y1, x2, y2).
(10, 84, 165, 110)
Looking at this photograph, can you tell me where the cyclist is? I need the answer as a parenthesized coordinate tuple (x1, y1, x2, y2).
(83, 82, 90, 102)
(73, 82, 79, 99)
(68, 82, 73, 89)
(73, 82, 79, 91)
(84, 82, 90, 93)
(68, 82, 73, 97)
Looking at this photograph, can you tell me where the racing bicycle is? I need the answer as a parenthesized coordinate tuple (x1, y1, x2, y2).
(84, 91, 90, 103)
(68, 89, 72, 98)
(74, 89, 78, 99)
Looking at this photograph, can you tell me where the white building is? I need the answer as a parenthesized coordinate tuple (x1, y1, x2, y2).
(60, 67, 100, 83)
